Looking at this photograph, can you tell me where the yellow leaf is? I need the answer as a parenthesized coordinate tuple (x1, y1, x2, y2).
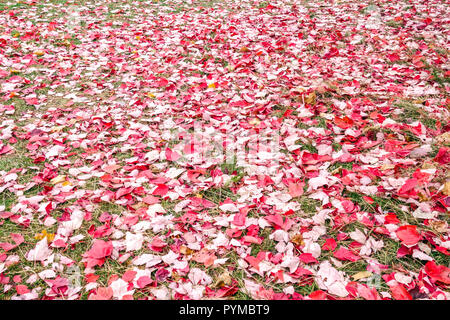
(418, 191, 429, 202)
(249, 118, 260, 126)
(172, 271, 181, 282)
(305, 92, 316, 105)
(131, 202, 147, 210)
(435, 132, 450, 146)
(443, 181, 450, 196)
(421, 161, 436, 170)
(179, 246, 195, 255)
(50, 175, 66, 185)
(34, 50, 45, 56)
(214, 271, 232, 288)
(208, 83, 216, 89)
(352, 271, 373, 281)
(50, 125, 65, 133)
(290, 233, 304, 246)
(34, 230, 54, 243)
(34, 233, 44, 240)
(429, 220, 448, 234)
(380, 163, 396, 171)
(46, 233, 55, 243)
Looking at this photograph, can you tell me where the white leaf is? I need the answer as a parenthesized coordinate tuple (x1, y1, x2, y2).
(125, 232, 144, 252)
(110, 278, 134, 299)
(26, 239, 52, 262)
(308, 176, 328, 190)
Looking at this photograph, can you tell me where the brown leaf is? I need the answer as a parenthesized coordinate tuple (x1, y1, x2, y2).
(131, 202, 147, 210)
(421, 161, 436, 170)
(305, 92, 316, 105)
(171, 271, 182, 282)
(418, 191, 429, 202)
(352, 271, 373, 281)
(429, 220, 448, 234)
(179, 245, 195, 255)
(380, 163, 396, 171)
(442, 181, 450, 196)
(435, 132, 450, 146)
(291, 233, 304, 246)
(214, 271, 232, 288)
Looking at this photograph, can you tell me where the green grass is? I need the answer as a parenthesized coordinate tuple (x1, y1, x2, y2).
(297, 142, 318, 154)
(293, 282, 319, 296)
(422, 61, 450, 88)
(94, 201, 126, 219)
(342, 190, 424, 227)
(298, 197, 321, 214)
(250, 229, 276, 256)
(332, 142, 343, 151)
(391, 99, 440, 129)
(200, 186, 237, 204)
(385, 20, 404, 28)
(393, 100, 423, 123)
(373, 238, 424, 273)
(328, 161, 354, 173)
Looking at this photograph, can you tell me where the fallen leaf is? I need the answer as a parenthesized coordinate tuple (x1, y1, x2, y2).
(352, 271, 373, 281)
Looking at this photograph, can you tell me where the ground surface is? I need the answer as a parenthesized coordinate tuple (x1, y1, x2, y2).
(0, 0, 449, 300)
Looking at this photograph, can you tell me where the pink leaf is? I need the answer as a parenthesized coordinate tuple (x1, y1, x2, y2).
(333, 247, 360, 262)
(322, 238, 337, 251)
(424, 261, 450, 285)
(16, 285, 30, 295)
(396, 225, 421, 246)
(288, 182, 304, 197)
(137, 276, 153, 288)
(152, 184, 169, 196)
(299, 253, 318, 264)
(89, 287, 113, 300)
(85, 240, 113, 259)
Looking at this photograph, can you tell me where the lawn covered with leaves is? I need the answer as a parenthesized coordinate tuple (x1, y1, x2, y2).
(0, 0, 449, 300)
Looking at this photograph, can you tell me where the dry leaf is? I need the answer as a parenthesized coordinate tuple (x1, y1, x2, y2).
(305, 92, 316, 105)
(421, 161, 436, 170)
(380, 164, 396, 171)
(291, 233, 304, 246)
(179, 245, 195, 255)
(352, 271, 373, 281)
(442, 181, 450, 196)
(213, 271, 232, 288)
(34, 230, 55, 243)
(34, 50, 45, 56)
(429, 220, 448, 234)
(131, 202, 147, 210)
(435, 132, 450, 146)
(50, 126, 65, 133)
(249, 118, 260, 126)
(50, 175, 66, 185)
(171, 271, 182, 282)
